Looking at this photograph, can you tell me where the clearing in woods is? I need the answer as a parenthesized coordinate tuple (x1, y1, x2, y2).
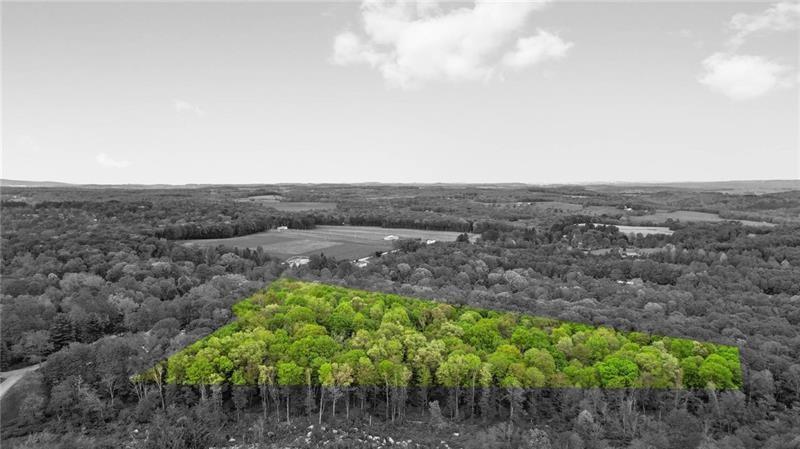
(235, 195, 337, 211)
(183, 225, 476, 260)
(625, 210, 774, 227)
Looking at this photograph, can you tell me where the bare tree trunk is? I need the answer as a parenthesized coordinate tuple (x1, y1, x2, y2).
(319, 388, 325, 425)
(152, 365, 166, 410)
(471, 379, 476, 419)
(332, 394, 337, 423)
(104, 379, 116, 407)
(157, 382, 165, 410)
(385, 382, 390, 421)
(260, 386, 268, 422)
(509, 391, 514, 424)
(130, 378, 145, 403)
(455, 387, 460, 421)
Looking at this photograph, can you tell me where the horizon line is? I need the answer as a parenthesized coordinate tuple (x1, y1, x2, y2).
(2, 178, 799, 188)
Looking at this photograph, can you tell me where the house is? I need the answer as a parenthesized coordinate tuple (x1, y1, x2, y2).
(622, 248, 640, 258)
(285, 256, 309, 267)
(354, 256, 371, 268)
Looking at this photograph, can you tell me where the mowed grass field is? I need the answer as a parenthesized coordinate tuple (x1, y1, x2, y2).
(265, 202, 338, 211)
(614, 225, 674, 236)
(235, 195, 337, 211)
(626, 210, 774, 227)
(183, 225, 475, 260)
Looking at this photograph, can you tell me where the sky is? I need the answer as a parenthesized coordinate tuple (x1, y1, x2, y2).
(2, 1, 798, 185)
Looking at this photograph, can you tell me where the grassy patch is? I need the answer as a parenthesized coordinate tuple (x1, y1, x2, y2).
(183, 225, 474, 260)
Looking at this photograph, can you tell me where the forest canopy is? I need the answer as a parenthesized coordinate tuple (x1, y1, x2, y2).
(155, 279, 742, 391)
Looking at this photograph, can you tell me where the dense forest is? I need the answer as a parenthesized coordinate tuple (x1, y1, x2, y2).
(152, 279, 741, 433)
(161, 280, 741, 392)
(1, 184, 799, 448)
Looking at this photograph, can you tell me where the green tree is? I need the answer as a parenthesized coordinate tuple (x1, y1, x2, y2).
(436, 352, 481, 420)
(699, 354, 735, 389)
(524, 348, 556, 381)
(319, 362, 353, 423)
(501, 375, 523, 424)
(511, 326, 550, 351)
(277, 361, 304, 423)
(257, 365, 277, 422)
(487, 344, 523, 380)
(329, 301, 356, 336)
(680, 356, 704, 389)
(463, 318, 503, 353)
(595, 356, 639, 388)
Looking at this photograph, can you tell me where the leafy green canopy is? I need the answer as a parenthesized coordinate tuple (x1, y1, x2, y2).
(157, 279, 741, 390)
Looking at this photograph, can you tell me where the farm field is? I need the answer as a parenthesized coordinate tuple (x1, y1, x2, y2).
(476, 200, 622, 216)
(183, 225, 475, 260)
(529, 201, 620, 215)
(625, 210, 774, 227)
(264, 202, 338, 211)
(235, 196, 338, 211)
(613, 225, 674, 236)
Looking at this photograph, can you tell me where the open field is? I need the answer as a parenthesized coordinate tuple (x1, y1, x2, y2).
(613, 225, 674, 236)
(234, 194, 284, 202)
(528, 201, 620, 215)
(265, 202, 338, 211)
(586, 223, 674, 236)
(183, 225, 475, 260)
(235, 195, 337, 211)
(625, 210, 774, 227)
(586, 180, 800, 194)
(475, 200, 622, 216)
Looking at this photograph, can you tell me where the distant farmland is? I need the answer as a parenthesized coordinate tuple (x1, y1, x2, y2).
(183, 225, 475, 260)
(625, 210, 774, 227)
(235, 195, 337, 211)
(614, 225, 674, 236)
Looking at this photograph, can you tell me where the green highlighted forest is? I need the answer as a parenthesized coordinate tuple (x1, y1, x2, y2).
(159, 279, 741, 393)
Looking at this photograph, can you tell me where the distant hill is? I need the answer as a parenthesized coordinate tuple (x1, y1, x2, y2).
(0, 179, 214, 189)
(584, 180, 800, 194)
(2, 178, 798, 193)
(0, 179, 76, 188)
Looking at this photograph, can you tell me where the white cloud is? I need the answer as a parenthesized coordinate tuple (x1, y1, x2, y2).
(699, 52, 791, 101)
(96, 153, 130, 168)
(502, 30, 572, 69)
(331, 0, 571, 89)
(699, 2, 798, 100)
(728, 1, 800, 48)
(173, 99, 205, 117)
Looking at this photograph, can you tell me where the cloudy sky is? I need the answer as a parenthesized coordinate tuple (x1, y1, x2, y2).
(2, 1, 798, 184)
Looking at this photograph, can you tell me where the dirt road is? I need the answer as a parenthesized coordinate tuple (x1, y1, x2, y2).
(0, 364, 40, 400)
